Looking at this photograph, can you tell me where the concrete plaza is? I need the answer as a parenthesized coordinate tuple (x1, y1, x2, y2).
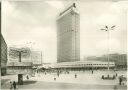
(1, 70, 127, 90)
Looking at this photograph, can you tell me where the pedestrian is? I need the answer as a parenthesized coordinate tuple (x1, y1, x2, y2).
(54, 77, 56, 81)
(67, 71, 69, 74)
(119, 76, 122, 85)
(92, 70, 93, 74)
(116, 73, 117, 77)
(57, 72, 59, 77)
(45, 72, 46, 75)
(13, 81, 17, 90)
(9, 81, 13, 90)
(107, 75, 109, 78)
(75, 74, 77, 78)
(102, 75, 104, 79)
(26, 75, 29, 80)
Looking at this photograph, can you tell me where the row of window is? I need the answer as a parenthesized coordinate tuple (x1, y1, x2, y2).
(8, 66, 32, 69)
(59, 64, 115, 67)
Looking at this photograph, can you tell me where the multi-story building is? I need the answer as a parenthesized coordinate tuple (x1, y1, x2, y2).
(1, 34, 8, 76)
(57, 3, 80, 63)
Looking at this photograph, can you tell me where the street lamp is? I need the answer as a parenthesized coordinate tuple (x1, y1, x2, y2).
(10, 48, 29, 85)
(101, 25, 116, 71)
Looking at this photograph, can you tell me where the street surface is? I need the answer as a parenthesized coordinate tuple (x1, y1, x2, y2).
(1, 70, 127, 90)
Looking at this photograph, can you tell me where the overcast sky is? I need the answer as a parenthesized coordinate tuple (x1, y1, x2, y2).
(2, 0, 128, 63)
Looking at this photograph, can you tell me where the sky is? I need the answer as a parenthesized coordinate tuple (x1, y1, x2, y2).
(2, 0, 128, 63)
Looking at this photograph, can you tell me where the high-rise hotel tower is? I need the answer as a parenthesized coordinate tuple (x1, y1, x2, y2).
(57, 3, 80, 63)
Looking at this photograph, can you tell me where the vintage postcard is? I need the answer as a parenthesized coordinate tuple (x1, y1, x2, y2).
(1, 0, 127, 90)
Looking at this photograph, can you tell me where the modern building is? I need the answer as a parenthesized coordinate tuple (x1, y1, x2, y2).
(1, 34, 8, 76)
(57, 3, 80, 63)
(109, 54, 127, 69)
(85, 53, 127, 69)
(52, 60, 115, 70)
(31, 51, 42, 66)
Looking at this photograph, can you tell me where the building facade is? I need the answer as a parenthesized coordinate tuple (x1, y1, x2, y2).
(57, 3, 80, 63)
(52, 61, 115, 70)
(85, 54, 127, 69)
(1, 34, 8, 76)
(31, 51, 42, 66)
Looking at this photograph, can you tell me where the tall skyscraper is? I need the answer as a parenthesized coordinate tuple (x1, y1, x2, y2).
(57, 3, 80, 63)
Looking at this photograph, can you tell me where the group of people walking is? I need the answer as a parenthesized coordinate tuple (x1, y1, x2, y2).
(10, 81, 17, 90)
(119, 75, 127, 85)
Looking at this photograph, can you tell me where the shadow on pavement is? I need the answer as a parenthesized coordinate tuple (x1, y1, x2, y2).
(17, 80, 37, 85)
(114, 85, 127, 90)
(1, 79, 10, 85)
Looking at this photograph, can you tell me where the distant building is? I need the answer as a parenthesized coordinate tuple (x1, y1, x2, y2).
(7, 62, 33, 75)
(52, 60, 115, 70)
(31, 51, 42, 66)
(1, 34, 8, 76)
(109, 54, 127, 68)
(85, 53, 127, 69)
(42, 63, 52, 69)
(57, 3, 80, 62)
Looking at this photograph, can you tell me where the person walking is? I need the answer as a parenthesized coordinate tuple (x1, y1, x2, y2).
(9, 81, 13, 90)
(26, 75, 29, 80)
(92, 70, 93, 74)
(75, 74, 77, 78)
(119, 76, 122, 85)
(13, 81, 17, 90)
(57, 72, 59, 77)
(54, 77, 56, 81)
(116, 73, 118, 77)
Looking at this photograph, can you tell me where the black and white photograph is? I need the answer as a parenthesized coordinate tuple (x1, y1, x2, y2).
(1, 0, 127, 90)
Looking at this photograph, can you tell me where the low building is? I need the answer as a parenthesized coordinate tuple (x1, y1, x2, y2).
(1, 34, 8, 76)
(31, 51, 42, 66)
(7, 62, 33, 75)
(7, 62, 33, 85)
(85, 54, 127, 69)
(52, 60, 115, 70)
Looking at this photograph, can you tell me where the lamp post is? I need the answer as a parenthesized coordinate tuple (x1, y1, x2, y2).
(16, 50, 28, 85)
(17, 50, 26, 62)
(101, 25, 116, 71)
(9, 47, 32, 85)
